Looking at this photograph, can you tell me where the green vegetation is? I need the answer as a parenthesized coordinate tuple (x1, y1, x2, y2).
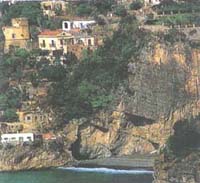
(150, 14, 200, 26)
(76, 4, 93, 17)
(163, 29, 186, 44)
(166, 116, 200, 157)
(92, 0, 115, 15)
(130, 0, 144, 10)
(0, 2, 43, 26)
(74, 0, 116, 17)
(146, 1, 200, 26)
(155, 1, 200, 14)
(114, 5, 127, 17)
(0, 48, 50, 122)
(0, 87, 22, 122)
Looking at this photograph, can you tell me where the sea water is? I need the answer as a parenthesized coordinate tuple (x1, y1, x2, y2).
(0, 168, 154, 183)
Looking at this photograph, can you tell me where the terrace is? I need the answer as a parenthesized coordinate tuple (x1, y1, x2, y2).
(146, 1, 200, 27)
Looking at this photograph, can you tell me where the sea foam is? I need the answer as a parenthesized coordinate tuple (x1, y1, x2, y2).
(58, 167, 154, 174)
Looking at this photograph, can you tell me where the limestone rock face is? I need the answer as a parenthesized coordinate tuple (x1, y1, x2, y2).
(67, 42, 200, 160)
(154, 152, 200, 183)
(126, 42, 199, 121)
(0, 143, 73, 171)
(153, 112, 200, 183)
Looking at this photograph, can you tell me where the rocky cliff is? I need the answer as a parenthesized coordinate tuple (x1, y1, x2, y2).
(154, 151, 200, 183)
(153, 114, 200, 183)
(64, 41, 200, 159)
(0, 141, 73, 171)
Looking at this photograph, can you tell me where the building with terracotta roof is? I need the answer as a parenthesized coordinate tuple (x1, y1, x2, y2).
(38, 28, 96, 57)
(38, 29, 74, 53)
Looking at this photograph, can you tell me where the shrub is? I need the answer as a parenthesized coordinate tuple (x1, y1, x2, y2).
(3, 108, 18, 122)
(130, 0, 143, 10)
(114, 5, 127, 17)
(76, 4, 92, 17)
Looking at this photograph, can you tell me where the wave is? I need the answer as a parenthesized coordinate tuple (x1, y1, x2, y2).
(58, 167, 154, 174)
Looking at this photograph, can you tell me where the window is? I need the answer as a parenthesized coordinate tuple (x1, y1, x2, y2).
(12, 33, 16, 39)
(64, 22, 68, 29)
(11, 137, 16, 140)
(27, 137, 32, 141)
(70, 22, 74, 29)
(80, 23, 83, 29)
(60, 39, 63, 45)
(42, 40, 46, 48)
(88, 39, 92, 46)
(51, 40, 55, 47)
(26, 116, 31, 121)
(4, 138, 8, 140)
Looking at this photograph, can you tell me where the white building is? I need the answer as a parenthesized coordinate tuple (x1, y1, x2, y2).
(62, 20, 96, 31)
(1, 133, 34, 144)
(144, 0, 162, 6)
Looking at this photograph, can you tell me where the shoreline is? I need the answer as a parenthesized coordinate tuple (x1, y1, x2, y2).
(72, 155, 155, 171)
(0, 155, 155, 172)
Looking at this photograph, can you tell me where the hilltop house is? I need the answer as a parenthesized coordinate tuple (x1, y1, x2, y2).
(2, 18, 30, 53)
(38, 29, 74, 54)
(38, 28, 96, 57)
(1, 133, 34, 144)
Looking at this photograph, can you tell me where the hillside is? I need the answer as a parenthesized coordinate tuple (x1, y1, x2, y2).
(0, 1, 199, 181)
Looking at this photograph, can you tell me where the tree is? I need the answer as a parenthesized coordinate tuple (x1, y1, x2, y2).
(2, 2, 43, 26)
(76, 4, 92, 17)
(92, 0, 115, 14)
(3, 108, 18, 122)
(114, 5, 127, 17)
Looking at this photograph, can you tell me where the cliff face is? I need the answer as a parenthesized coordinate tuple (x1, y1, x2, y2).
(126, 42, 198, 120)
(154, 115, 200, 183)
(154, 152, 200, 183)
(64, 42, 200, 159)
(0, 142, 73, 171)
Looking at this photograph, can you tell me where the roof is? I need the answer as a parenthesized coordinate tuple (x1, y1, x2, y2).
(39, 29, 63, 36)
(69, 28, 81, 34)
(1, 133, 34, 137)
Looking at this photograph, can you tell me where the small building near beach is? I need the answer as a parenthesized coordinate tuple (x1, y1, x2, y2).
(1, 133, 34, 144)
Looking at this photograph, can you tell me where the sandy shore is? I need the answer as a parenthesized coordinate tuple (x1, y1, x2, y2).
(73, 155, 155, 170)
